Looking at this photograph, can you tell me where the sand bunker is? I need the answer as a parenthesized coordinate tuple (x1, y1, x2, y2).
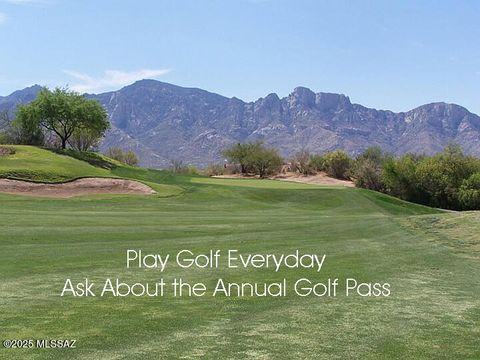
(0, 177, 156, 198)
(214, 172, 355, 187)
(272, 172, 355, 187)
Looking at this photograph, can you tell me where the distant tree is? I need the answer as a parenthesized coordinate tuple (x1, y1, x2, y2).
(353, 147, 392, 191)
(2, 108, 36, 147)
(458, 173, 480, 210)
(124, 151, 139, 166)
(205, 164, 225, 176)
(105, 147, 139, 167)
(223, 142, 254, 174)
(69, 127, 102, 151)
(247, 146, 283, 178)
(0, 111, 11, 144)
(383, 154, 422, 201)
(413, 144, 480, 209)
(0, 110, 9, 129)
(7, 109, 45, 146)
(309, 154, 326, 172)
(357, 146, 393, 165)
(15, 87, 109, 149)
(354, 159, 385, 191)
(106, 147, 125, 162)
(292, 149, 314, 175)
(360, 143, 480, 210)
(322, 150, 352, 179)
(223, 141, 283, 177)
(169, 159, 186, 174)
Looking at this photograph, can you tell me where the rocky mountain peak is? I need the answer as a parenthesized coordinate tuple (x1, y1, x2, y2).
(405, 102, 474, 130)
(315, 92, 352, 112)
(288, 87, 316, 108)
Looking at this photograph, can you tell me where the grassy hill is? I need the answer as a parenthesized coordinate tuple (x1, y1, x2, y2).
(0, 146, 110, 182)
(0, 145, 183, 196)
(0, 146, 479, 359)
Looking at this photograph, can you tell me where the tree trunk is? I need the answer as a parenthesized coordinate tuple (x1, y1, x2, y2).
(259, 166, 265, 178)
(61, 138, 67, 149)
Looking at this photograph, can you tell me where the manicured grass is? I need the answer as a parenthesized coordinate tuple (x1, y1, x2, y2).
(0, 147, 479, 359)
(0, 146, 109, 182)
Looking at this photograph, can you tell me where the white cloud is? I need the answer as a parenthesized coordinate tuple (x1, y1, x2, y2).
(0, 12, 7, 24)
(63, 69, 171, 93)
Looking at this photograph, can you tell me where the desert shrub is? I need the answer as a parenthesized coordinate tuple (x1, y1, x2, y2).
(322, 150, 352, 179)
(185, 166, 200, 175)
(167, 159, 199, 174)
(105, 147, 139, 167)
(0, 146, 16, 156)
(353, 147, 392, 191)
(383, 154, 422, 201)
(169, 159, 186, 174)
(0, 110, 9, 127)
(308, 151, 353, 179)
(0, 111, 16, 145)
(106, 147, 124, 162)
(309, 154, 326, 172)
(357, 146, 389, 164)
(123, 151, 139, 166)
(292, 150, 315, 175)
(227, 163, 242, 174)
(0, 133, 8, 144)
(0, 112, 10, 144)
(354, 159, 385, 191)
(205, 164, 225, 176)
(413, 145, 480, 209)
(378, 144, 480, 210)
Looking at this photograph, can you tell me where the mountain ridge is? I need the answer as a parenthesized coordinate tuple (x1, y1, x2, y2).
(1, 80, 479, 167)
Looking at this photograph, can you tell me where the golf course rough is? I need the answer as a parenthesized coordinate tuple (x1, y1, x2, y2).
(0, 146, 479, 359)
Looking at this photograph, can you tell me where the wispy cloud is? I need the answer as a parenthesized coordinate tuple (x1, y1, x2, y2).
(0, 12, 7, 24)
(63, 69, 171, 93)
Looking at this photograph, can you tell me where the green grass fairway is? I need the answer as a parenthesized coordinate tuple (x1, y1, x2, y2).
(0, 147, 479, 359)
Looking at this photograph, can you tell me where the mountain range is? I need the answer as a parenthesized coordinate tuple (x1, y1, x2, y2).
(1, 80, 479, 168)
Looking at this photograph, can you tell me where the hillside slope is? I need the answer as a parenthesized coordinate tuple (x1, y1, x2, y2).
(0, 146, 110, 182)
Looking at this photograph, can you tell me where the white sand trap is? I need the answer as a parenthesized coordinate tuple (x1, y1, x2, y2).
(271, 172, 355, 187)
(0, 177, 156, 198)
(214, 172, 355, 187)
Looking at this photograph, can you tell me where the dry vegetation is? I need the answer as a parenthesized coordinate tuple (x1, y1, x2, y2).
(0, 146, 16, 157)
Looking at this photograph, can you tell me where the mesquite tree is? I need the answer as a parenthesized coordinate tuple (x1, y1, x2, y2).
(15, 87, 109, 150)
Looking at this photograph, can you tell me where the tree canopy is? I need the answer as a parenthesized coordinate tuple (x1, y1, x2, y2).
(15, 87, 109, 149)
(223, 141, 283, 177)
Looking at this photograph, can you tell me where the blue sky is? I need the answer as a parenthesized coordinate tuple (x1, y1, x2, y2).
(0, 0, 479, 114)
